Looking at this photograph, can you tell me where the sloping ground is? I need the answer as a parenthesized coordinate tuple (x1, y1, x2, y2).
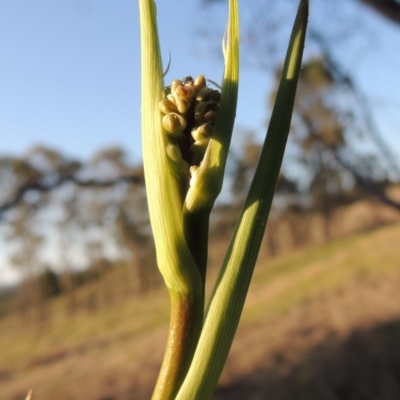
(0, 223, 400, 399)
(216, 270, 400, 399)
(216, 222, 400, 399)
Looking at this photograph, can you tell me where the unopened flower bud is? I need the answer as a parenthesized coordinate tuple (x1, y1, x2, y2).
(162, 113, 187, 134)
(167, 94, 177, 104)
(203, 109, 217, 123)
(203, 89, 221, 102)
(196, 87, 213, 103)
(159, 99, 178, 114)
(183, 76, 194, 85)
(175, 84, 195, 101)
(194, 101, 218, 125)
(171, 79, 183, 93)
(175, 98, 190, 114)
(193, 75, 206, 93)
(191, 123, 213, 142)
(166, 144, 190, 180)
(166, 92, 190, 114)
(166, 143, 183, 163)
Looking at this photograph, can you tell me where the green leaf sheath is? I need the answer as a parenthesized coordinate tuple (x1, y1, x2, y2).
(184, 0, 239, 214)
(139, 1, 203, 399)
(139, 0, 201, 294)
(183, 0, 239, 297)
(175, 1, 309, 399)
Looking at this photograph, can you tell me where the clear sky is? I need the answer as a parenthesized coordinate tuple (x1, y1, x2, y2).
(0, 1, 399, 162)
(0, 0, 271, 163)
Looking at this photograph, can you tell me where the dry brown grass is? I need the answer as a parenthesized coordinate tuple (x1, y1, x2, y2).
(0, 216, 400, 399)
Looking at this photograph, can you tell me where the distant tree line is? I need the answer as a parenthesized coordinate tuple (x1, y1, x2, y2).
(1, 55, 399, 323)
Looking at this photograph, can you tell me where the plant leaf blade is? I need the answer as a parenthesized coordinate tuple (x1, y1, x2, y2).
(175, 1, 309, 399)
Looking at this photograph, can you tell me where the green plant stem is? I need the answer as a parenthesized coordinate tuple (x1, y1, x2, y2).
(151, 290, 204, 400)
(183, 211, 210, 293)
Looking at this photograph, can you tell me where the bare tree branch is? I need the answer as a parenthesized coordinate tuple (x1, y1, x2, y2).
(358, 0, 400, 25)
(309, 29, 400, 180)
(0, 173, 144, 218)
(333, 151, 400, 212)
(203, 0, 400, 25)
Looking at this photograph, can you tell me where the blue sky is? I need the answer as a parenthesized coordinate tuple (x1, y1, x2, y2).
(0, 0, 271, 163)
(1, 1, 399, 163)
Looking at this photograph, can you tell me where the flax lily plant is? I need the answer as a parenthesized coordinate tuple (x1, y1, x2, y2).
(139, 0, 308, 399)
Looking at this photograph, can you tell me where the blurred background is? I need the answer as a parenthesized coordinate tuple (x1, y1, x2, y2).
(1, 0, 400, 399)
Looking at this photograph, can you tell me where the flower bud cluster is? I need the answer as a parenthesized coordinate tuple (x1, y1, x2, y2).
(159, 75, 221, 188)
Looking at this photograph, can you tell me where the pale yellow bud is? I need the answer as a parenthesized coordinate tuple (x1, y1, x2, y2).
(162, 113, 187, 134)
(167, 94, 177, 104)
(166, 144, 190, 179)
(159, 99, 178, 114)
(166, 92, 190, 114)
(191, 123, 213, 142)
(171, 79, 183, 93)
(166, 143, 183, 163)
(193, 75, 206, 93)
(175, 84, 195, 101)
(175, 97, 190, 114)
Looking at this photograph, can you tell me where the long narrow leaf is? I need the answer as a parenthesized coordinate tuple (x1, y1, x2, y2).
(140, 1, 205, 398)
(184, 0, 239, 213)
(139, 0, 201, 294)
(175, 1, 309, 399)
(182, 0, 239, 302)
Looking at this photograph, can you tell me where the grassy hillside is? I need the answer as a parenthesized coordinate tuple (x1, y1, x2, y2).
(1, 222, 400, 399)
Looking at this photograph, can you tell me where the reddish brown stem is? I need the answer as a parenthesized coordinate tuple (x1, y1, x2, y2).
(151, 291, 203, 400)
